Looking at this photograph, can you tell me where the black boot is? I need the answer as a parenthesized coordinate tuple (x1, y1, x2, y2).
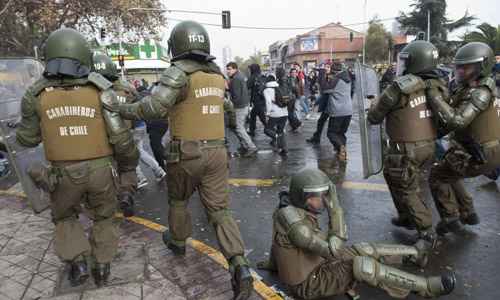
(119, 193, 135, 218)
(440, 272, 457, 295)
(436, 218, 465, 236)
(162, 230, 186, 255)
(460, 212, 480, 225)
(92, 263, 110, 287)
(68, 260, 89, 287)
(232, 264, 253, 300)
(391, 217, 416, 230)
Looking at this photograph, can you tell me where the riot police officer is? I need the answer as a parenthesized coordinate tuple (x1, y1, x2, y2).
(92, 52, 139, 217)
(368, 41, 441, 243)
(16, 28, 138, 286)
(117, 21, 254, 299)
(258, 169, 455, 300)
(426, 42, 500, 235)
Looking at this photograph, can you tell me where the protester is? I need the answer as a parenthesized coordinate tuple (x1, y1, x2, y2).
(263, 74, 288, 156)
(247, 63, 267, 137)
(306, 63, 332, 144)
(226, 62, 258, 157)
(286, 68, 303, 131)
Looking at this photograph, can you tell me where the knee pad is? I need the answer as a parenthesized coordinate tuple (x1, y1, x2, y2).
(353, 256, 378, 287)
(353, 242, 376, 257)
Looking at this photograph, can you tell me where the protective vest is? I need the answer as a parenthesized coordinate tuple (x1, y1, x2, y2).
(460, 88, 500, 143)
(39, 85, 113, 161)
(386, 89, 437, 142)
(272, 210, 324, 286)
(170, 71, 225, 140)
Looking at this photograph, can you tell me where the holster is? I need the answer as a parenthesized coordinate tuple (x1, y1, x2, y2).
(27, 162, 59, 193)
(385, 154, 411, 183)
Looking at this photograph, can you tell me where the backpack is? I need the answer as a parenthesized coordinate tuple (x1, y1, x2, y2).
(251, 75, 267, 102)
(273, 86, 289, 108)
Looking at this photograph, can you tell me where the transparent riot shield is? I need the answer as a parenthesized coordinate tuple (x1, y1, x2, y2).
(354, 61, 384, 179)
(0, 58, 50, 213)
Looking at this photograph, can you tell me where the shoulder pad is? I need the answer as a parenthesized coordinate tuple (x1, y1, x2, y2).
(159, 66, 188, 88)
(470, 87, 492, 111)
(277, 206, 306, 230)
(100, 89, 119, 109)
(393, 74, 425, 95)
(88, 72, 113, 91)
(478, 77, 496, 95)
(28, 78, 51, 96)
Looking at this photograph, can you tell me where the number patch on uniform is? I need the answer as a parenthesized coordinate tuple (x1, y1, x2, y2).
(117, 95, 127, 104)
(202, 105, 221, 114)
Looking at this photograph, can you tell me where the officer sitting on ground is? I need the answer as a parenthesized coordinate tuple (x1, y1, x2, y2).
(258, 168, 455, 300)
(16, 28, 138, 287)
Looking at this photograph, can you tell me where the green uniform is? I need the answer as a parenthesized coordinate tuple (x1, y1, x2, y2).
(262, 169, 455, 300)
(427, 77, 500, 223)
(112, 78, 140, 197)
(119, 58, 248, 263)
(16, 76, 123, 264)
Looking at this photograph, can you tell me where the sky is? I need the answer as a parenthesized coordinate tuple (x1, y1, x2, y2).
(156, 0, 500, 66)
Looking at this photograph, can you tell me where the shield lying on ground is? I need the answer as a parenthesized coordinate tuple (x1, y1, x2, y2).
(0, 57, 50, 213)
(353, 61, 384, 179)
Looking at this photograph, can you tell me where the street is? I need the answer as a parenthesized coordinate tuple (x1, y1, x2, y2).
(134, 111, 500, 299)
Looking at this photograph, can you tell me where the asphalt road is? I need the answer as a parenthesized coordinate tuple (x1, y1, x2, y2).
(3, 111, 499, 299)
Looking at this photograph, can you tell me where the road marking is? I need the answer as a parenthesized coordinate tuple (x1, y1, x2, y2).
(229, 178, 276, 187)
(341, 181, 389, 192)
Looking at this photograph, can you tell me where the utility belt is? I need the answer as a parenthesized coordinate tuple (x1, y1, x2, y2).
(166, 139, 225, 163)
(28, 156, 114, 192)
(387, 139, 435, 154)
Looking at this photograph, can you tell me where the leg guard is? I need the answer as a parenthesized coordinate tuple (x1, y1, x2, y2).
(168, 199, 192, 244)
(353, 242, 427, 268)
(353, 256, 455, 298)
(208, 209, 245, 259)
(230, 256, 253, 300)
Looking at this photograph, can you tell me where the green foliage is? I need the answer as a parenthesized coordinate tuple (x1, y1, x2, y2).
(365, 18, 393, 64)
(232, 52, 264, 76)
(397, 0, 475, 59)
(463, 23, 500, 55)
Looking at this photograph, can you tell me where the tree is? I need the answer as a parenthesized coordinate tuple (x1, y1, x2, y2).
(463, 23, 500, 54)
(231, 53, 264, 76)
(0, 0, 166, 57)
(365, 18, 393, 64)
(397, 0, 475, 59)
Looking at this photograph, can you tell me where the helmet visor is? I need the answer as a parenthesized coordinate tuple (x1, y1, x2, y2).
(455, 62, 481, 84)
(303, 185, 330, 214)
(396, 52, 409, 76)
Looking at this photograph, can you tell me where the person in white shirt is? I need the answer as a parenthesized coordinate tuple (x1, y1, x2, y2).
(263, 74, 289, 156)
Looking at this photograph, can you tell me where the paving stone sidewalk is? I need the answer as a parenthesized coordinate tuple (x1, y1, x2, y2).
(0, 195, 263, 300)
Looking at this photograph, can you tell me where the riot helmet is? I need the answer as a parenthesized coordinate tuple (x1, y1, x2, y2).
(396, 40, 439, 76)
(453, 42, 494, 84)
(92, 52, 119, 81)
(289, 169, 332, 214)
(43, 28, 92, 78)
(168, 20, 214, 62)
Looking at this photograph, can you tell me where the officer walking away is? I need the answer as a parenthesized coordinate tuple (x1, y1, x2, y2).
(226, 62, 258, 157)
(368, 41, 440, 244)
(257, 169, 455, 300)
(247, 63, 267, 137)
(16, 29, 138, 287)
(118, 21, 254, 299)
(92, 52, 139, 217)
(426, 42, 500, 235)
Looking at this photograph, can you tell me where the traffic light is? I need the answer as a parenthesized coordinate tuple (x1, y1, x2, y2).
(222, 10, 231, 29)
(349, 32, 354, 43)
(417, 31, 426, 41)
(100, 28, 106, 40)
(118, 55, 125, 67)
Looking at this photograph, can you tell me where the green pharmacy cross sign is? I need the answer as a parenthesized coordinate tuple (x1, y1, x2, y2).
(106, 39, 168, 61)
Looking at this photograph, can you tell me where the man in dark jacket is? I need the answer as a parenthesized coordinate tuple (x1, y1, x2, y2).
(227, 62, 258, 157)
(247, 64, 267, 137)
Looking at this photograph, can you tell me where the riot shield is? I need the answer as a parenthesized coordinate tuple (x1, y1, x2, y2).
(0, 58, 50, 213)
(354, 61, 384, 179)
